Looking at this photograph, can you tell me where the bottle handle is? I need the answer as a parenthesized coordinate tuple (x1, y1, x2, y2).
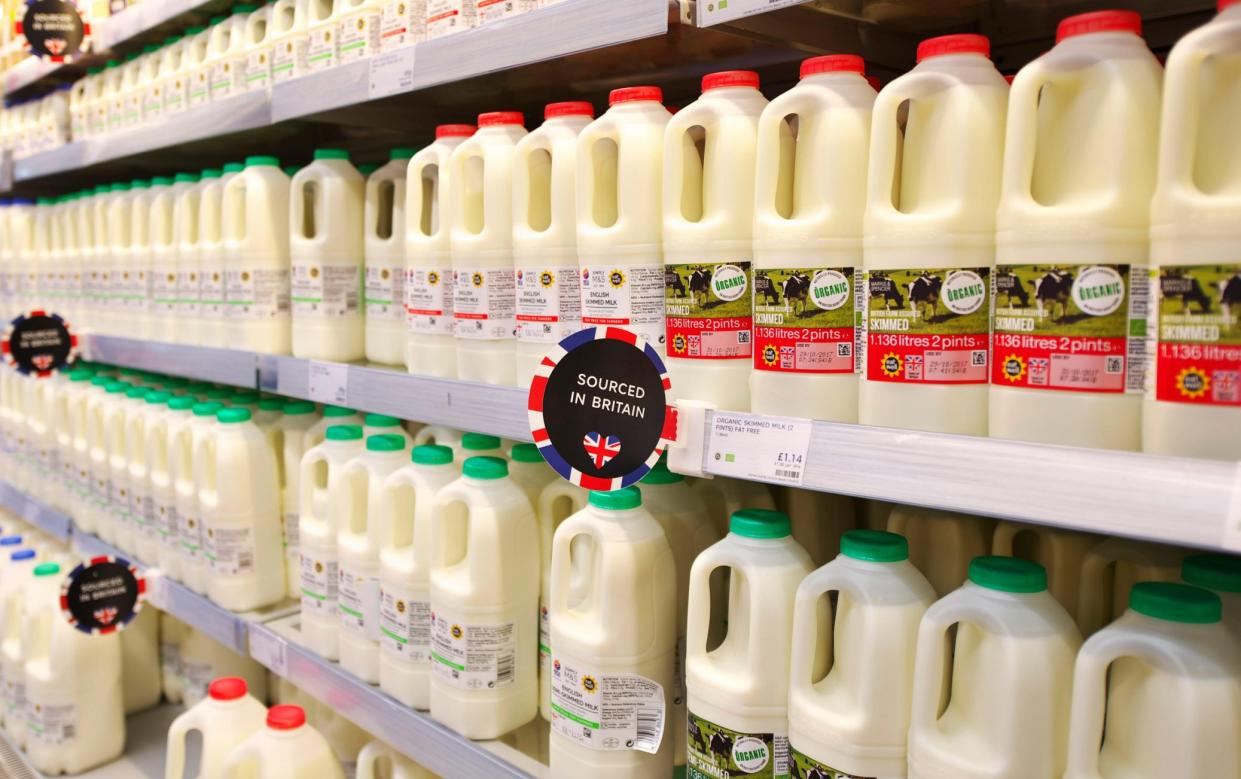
(908, 596, 1006, 736)
(574, 118, 618, 231)
(684, 544, 744, 672)
(865, 70, 953, 222)
(163, 707, 200, 779)
(999, 61, 1054, 213)
(355, 739, 391, 779)
(788, 564, 839, 695)
(378, 466, 419, 551)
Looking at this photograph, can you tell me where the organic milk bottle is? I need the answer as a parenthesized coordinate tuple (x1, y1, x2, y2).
(379, 0, 425, 51)
(512, 101, 594, 387)
(153, 396, 196, 578)
(860, 35, 1007, 436)
(548, 487, 677, 777)
(0, 548, 36, 743)
(224, 156, 291, 353)
(308, 406, 364, 448)
(185, 24, 214, 108)
(1077, 537, 1184, 636)
(405, 125, 475, 377)
(305, 0, 340, 72)
(160, 34, 190, 115)
(290, 150, 365, 360)
(425, 0, 475, 39)
(197, 166, 232, 345)
(907, 556, 1081, 779)
(279, 401, 320, 597)
(577, 87, 671, 350)
(170, 172, 204, 344)
(242, 4, 273, 92)
(376, 444, 455, 708)
(1182, 553, 1241, 644)
(534, 478, 588, 720)
(269, 0, 310, 84)
(663, 71, 766, 411)
(358, 740, 437, 779)
(992, 521, 1100, 623)
(166, 676, 268, 779)
(23, 562, 125, 775)
(120, 606, 161, 714)
(991, 11, 1161, 450)
(887, 504, 994, 597)
(428, 456, 538, 738)
(209, 6, 255, 100)
(365, 149, 414, 365)
(180, 628, 269, 705)
(752, 55, 873, 420)
(1144, 0, 1241, 459)
(788, 530, 936, 778)
(449, 112, 527, 385)
(175, 401, 225, 594)
(692, 476, 775, 538)
(779, 487, 856, 567)
(336, 0, 381, 62)
(1065, 581, 1241, 779)
(222, 704, 346, 779)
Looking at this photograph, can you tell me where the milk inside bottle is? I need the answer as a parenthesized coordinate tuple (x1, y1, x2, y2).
(279, 400, 320, 598)
(159, 34, 190, 115)
(222, 704, 347, 779)
(154, 396, 196, 579)
(506, 443, 554, 507)
(130, 389, 169, 564)
(242, 4, 274, 92)
(224, 156, 291, 354)
(197, 165, 233, 347)
(752, 55, 873, 421)
(172, 171, 204, 345)
(859, 35, 1008, 436)
(887, 504, 994, 597)
(208, 6, 254, 101)
(1182, 553, 1241, 644)
(175, 401, 225, 594)
(121, 606, 161, 714)
(185, 24, 214, 108)
(1077, 537, 1183, 636)
(166, 676, 268, 779)
(357, 740, 437, 779)
(268, 0, 310, 84)
(534, 478, 588, 721)
(1143, 0, 1241, 460)
(336, 0, 381, 62)
(0, 548, 36, 745)
(364, 149, 414, 365)
(305, 0, 339, 72)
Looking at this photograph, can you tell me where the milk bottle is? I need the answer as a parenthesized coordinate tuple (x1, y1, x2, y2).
(64, 369, 95, 520)
(534, 479, 588, 721)
(357, 740, 437, 779)
(82, 376, 115, 536)
(224, 156, 291, 353)
(113, 385, 150, 553)
(159, 34, 189, 116)
(449, 112, 526, 385)
(887, 504, 994, 596)
(365, 150, 414, 365)
(991, 11, 1161, 449)
(548, 487, 677, 777)
(69, 71, 94, 140)
(86, 187, 110, 329)
(364, 413, 413, 448)
(153, 396, 195, 578)
(336, 0, 381, 62)
(242, 4, 274, 92)
(222, 705, 346, 779)
(180, 628, 269, 705)
(429, 456, 538, 738)
(23, 562, 125, 775)
(425, 0, 475, 39)
(907, 556, 1081, 779)
(1065, 581, 1241, 779)
(405, 125, 474, 377)
(185, 24, 214, 108)
(149, 177, 180, 339)
(1077, 537, 1183, 636)
(379, 0, 425, 51)
(512, 102, 594, 387)
(458, 431, 503, 462)
(1182, 553, 1241, 644)
(170, 171, 204, 344)
(129, 389, 168, 563)
(290, 150, 365, 360)
(305, 0, 339, 72)
(209, 6, 255, 101)
(279, 400, 320, 598)
(506, 443, 553, 507)
(779, 487, 856, 567)
(662, 71, 766, 411)
(160, 614, 185, 704)
(376, 444, 455, 708)
(176, 401, 224, 594)
(112, 54, 141, 132)
(138, 44, 164, 123)
(788, 530, 935, 778)
(120, 606, 161, 714)
(992, 521, 1099, 623)
(577, 87, 671, 350)
(197, 166, 233, 346)
(0, 548, 36, 745)
(859, 35, 1008, 436)
(269, 0, 310, 84)
(751, 55, 873, 420)
(691, 476, 775, 538)
(97, 381, 132, 545)
(105, 182, 134, 335)
(308, 406, 363, 448)
(166, 676, 268, 779)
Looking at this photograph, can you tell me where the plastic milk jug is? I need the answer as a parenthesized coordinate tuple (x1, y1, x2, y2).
(307, 406, 363, 448)
(907, 556, 1082, 779)
(197, 166, 231, 346)
(149, 177, 180, 340)
(405, 125, 475, 377)
(1064, 581, 1241, 779)
(180, 628, 269, 706)
(379, 0, 426, 51)
(127, 182, 154, 334)
(160, 613, 186, 704)
(1077, 537, 1183, 636)
(363, 150, 414, 365)
(0, 548, 37, 744)
(166, 676, 268, 779)
(535, 478, 588, 721)
(1143, 0, 1241, 460)
(222, 705, 346, 779)
(208, 7, 254, 101)
(548, 487, 677, 777)
(887, 504, 994, 597)
(291, 150, 365, 361)
(175, 401, 225, 594)
(335, 0, 381, 62)
(83, 376, 115, 537)
(1182, 553, 1241, 644)
(449, 112, 527, 385)
(506, 443, 554, 508)
(268, 0, 309, 84)
(279, 401, 320, 598)
(185, 25, 214, 108)
(131, 390, 171, 564)
(788, 530, 936, 778)
(223, 156, 291, 353)
(860, 34, 1008, 436)
(121, 605, 161, 715)
(105, 183, 134, 336)
(429, 456, 538, 738)
(577, 87, 671, 350)
(992, 11, 1161, 450)
(780, 487, 856, 567)
(512, 101, 594, 387)
(752, 55, 874, 420)
(692, 476, 775, 539)
(137, 44, 164, 123)
(102, 382, 135, 546)
(357, 740, 437, 779)
(171, 172, 204, 345)
(116, 385, 149, 552)
(377, 444, 456, 709)
(154, 396, 195, 578)
(159, 34, 190, 115)
(992, 521, 1100, 623)
(305, 0, 339, 72)
(241, 4, 273, 92)
(425, 0, 475, 39)
(663, 71, 767, 411)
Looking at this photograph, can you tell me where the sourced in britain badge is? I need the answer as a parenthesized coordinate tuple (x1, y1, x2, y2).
(60, 556, 145, 635)
(2, 310, 77, 376)
(14, 0, 90, 62)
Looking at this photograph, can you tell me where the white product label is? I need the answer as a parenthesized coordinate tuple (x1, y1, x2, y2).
(198, 268, 224, 320)
(300, 552, 338, 611)
(539, 598, 550, 673)
(477, 0, 532, 23)
(144, 496, 159, 539)
(249, 628, 288, 677)
(245, 48, 272, 90)
(308, 360, 349, 405)
(430, 610, 516, 689)
(226, 268, 290, 319)
(338, 567, 381, 637)
(550, 658, 665, 754)
(271, 36, 308, 83)
(406, 267, 453, 334)
(210, 57, 243, 98)
(4, 678, 24, 723)
(380, 586, 431, 661)
(177, 507, 201, 560)
(379, 0, 425, 50)
(188, 69, 211, 106)
(516, 264, 581, 343)
(453, 267, 516, 339)
(306, 25, 338, 72)
(26, 699, 75, 745)
(426, 0, 474, 38)
(156, 500, 177, 542)
(164, 76, 187, 113)
(338, 12, 381, 62)
(283, 511, 299, 551)
(581, 264, 665, 347)
(203, 524, 256, 575)
(368, 45, 415, 98)
(178, 268, 202, 316)
(152, 266, 179, 317)
(707, 413, 813, 486)
(365, 264, 405, 320)
(293, 262, 361, 318)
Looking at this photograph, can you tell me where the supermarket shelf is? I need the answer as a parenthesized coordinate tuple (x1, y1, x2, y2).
(0, 481, 72, 540)
(83, 333, 259, 389)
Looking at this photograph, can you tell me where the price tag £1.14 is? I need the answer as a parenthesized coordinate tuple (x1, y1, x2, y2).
(706, 413, 813, 486)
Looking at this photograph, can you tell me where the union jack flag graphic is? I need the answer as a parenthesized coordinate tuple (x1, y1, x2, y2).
(582, 432, 622, 470)
(94, 606, 118, 626)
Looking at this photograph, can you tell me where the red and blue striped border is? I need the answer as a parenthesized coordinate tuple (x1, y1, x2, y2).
(59, 555, 145, 636)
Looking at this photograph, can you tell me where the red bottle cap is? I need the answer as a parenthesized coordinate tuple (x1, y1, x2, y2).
(702, 70, 760, 92)
(436, 124, 476, 138)
(800, 54, 865, 79)
(609, 86, 662, 106)
(916, 34, 990, 63)
(266, 705, 306, 730)
(477, 111, 524, 128)
(208, 677, 247, 701)
(1222, 0, 1240, 10)
(1056, 10, 1143, 43)
(544, 101, 595, 120)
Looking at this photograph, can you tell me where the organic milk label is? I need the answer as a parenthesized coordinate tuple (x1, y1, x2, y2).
(272, 36, 309, 83)
(338, 12, 381, 62)
(226, 268, 291, 319)
(26, 700, 76, 744)
(862, 267, 990, 384)
(244, 47, 272, 90)
(687, 712, 789, 779)
(581, 264, 665, 347)
(426, 0, 476, 39)
(337, 567, 380, 637)
(991, 264, 1147, 393)
(292, 263, 362, 318)
(430, 610, 516, 689)
(790, 746, 881, 779)
(381, 0, 426, 50)
(406, 267, 453, 334)
(306, 25, 338, 72)
(299, 552, 338, 612)
(379, 586, 431, 661)
(177, 508, 201, 560)
(202, 524, 256, 575)
(753, 266, 862, 374)
(665, 262, 753, 360)
(1147, 264, 1241, 406)
(516, 265, 582, 343)
(365, 263, 405, 320)
(200, 268, 225, 321)
(453, 267, 516, 339)
(152, 267, 179, 318)
(550, 657, 666, 754)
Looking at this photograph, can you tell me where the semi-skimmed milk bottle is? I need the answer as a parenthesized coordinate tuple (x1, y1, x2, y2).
(1182, 553, 1241, 644)
(379, 0, 425, 51)
(991, 11, 1161, 450)
(663, 71, 766, 411)
(0, 548, 37, 745)
(335, 0, 381, 62)
(172, 172, 204, 345)
(860, 35, 1007, 435)
(224, 156, 291, 353)
(549, 487, 677, 777)
(166, 676, 268, 779)
(752, 55, 873, 420)
(513, 101, 594, 387)
(153, 395, 196, 578)
(185, 24, 214, 108)
(208, 6, 255, 101)
(197, 166, 234, 346)
(405, 125, 475, 377)
(175, 401, 225, 594)
(1143, 0, 1241, 460)
(222, 704, 346, 779)
(364, 150, 414, 365)
(535, 478, 588, 721)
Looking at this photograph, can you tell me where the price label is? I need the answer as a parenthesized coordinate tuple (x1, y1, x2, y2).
(368, 46, 415, 99)
(249, 627, 288, 677)
(307, 360, 349, 405)
(706, 413, 812, 486)
(694, 0, 809, 26)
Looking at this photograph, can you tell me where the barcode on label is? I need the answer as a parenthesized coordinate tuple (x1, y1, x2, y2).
(775, 469, 800, 479)
(496, 654, 514, 684)
(63, 725, 74, 739)
(634, 708, 661, 751)
(237, 553, 253, 571)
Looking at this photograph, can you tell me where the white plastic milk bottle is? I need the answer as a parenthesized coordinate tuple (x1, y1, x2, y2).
(131, 390, 170, 564)
(449, 112, 527, 385)
(185, 24, 214, 108)
(860, 34, 1008, 436)
(535, 478, 588, 721)
(364, 150, 414, 365)
(907, 556, 1082, 779)
(224, 156, 291, 353)
(663, 71, 766, 411)
(788, 529, 935, 778)
(176, 401, 225, 594)
(150, 177, 181, 338)
(506, 442, 554, 507)
(378, 0, 425, 51)
(1064, 581, 1241, 779)
(279, 400, 320, 598)
(335, 0, 381, 62)
(305, 0, 339, 72)
(291, 150, 365, 361)
(160, 33, 191, 115)
(991, 11, 1161, 450)
(357, 740, 436, 779)
(429, 456, 538, 738)
(0, 548, 37, 746)
(887, 504, 994, 596)
(179, 628, 270, 705)
(992, 521, 1100, 623)
(1143, 0, 1241, 460)
(172, 171, 204, 345)
(752, 55, 873, 420)
(307, 406, 364, 448)
(105, 182, 135, 336)
(222, 704, 346, 779)
(405, 125, 475, 377)
(208, 7, 253, 101)
(166, 676, 268, 779)
(240, 4, 273, 93)
(197, 166, 232, 346)
(512, 101, 594, 387)
(548, 487, 677, 777)
(1182, 553, 1241, 644)
(268, 0, 310, 84)
(1076, 537, 1183, 636)
(153, 395, 196, 579)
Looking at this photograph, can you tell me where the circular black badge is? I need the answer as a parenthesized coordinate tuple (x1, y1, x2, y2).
(60, 557, 144, 635)
(18, 0, 86, 60)
(3, 311, 76, 376)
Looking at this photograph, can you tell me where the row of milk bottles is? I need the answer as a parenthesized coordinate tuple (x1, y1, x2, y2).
(0, 84, 71, 160)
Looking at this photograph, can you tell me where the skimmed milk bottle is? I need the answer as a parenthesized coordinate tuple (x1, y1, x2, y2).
(224, 156, 291, 353)
(365, 150, 414, 365)
(165, 676, 268, 779)
(535, 478, 588, 721)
